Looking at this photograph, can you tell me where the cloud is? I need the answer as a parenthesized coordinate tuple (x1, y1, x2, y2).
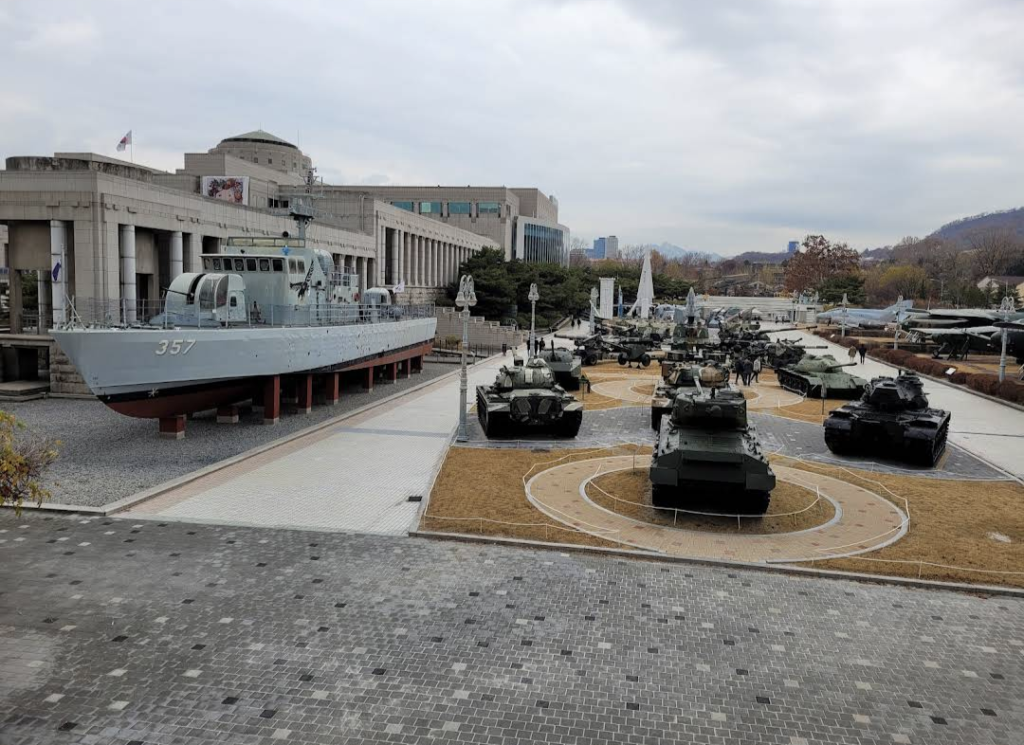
(1, 0, 1023, 255)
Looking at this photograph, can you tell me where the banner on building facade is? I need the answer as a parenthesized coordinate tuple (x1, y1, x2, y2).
(201, 176, 249, 205)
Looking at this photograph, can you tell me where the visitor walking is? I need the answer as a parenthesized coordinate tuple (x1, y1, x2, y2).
(858, 343, 867, 364)
(742, 357, 754, 386)
(848, 346, 857, 365)
(733, 357, 744, 386)
(752, 356, 761, 383)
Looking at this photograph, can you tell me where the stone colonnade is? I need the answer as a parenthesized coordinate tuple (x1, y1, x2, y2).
(381, 228, 475, 288)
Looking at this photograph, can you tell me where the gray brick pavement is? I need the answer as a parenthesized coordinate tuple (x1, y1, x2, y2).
(0, 513, 1021, 744)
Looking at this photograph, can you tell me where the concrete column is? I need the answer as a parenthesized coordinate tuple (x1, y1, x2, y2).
(389, 229, 400, 286)
(445, 243, 452, 283)
(411, 234, 419, 287)
(119, 224, 137, 323)
(9, 270, 22, 333)
(297, 373, 313, 414)
(169, 230, 184, 281)
(49, 219, 67, 327)
(428, 238, 435, 286)
(357, 256, 367, 296)
(418, 235, 425, 286)
(185, 233, 202, 272)
(325, 372, 340, 405)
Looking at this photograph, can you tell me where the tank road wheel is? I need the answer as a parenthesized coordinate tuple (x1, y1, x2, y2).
(557, 411, 583, 438)
(585, 353, 599, 366)
(640, 353, 651, 368)
(618, 353, 628, 366)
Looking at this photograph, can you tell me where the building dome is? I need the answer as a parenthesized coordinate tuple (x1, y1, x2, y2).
(209, 129, 311, 178)
(219, 129, 299, 151)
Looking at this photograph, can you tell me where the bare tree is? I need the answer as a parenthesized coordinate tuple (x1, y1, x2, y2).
(966, 228, 1022, 280)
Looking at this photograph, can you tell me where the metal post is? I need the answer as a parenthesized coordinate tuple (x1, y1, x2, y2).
(998, 295, 1013, 383)
(455, 275, 477, 442)
(894, 294, 903, 350)
(528, 283, 539, 356)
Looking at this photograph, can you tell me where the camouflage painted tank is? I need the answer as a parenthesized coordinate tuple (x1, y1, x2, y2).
(776, 354, 867, 399)
(650, 384, 775, 513)
(824, 373, 951, 465)
(538, 347, 583, 390)
(476, 357, 583, 438)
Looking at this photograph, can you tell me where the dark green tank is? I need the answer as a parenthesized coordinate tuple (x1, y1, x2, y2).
(476, 357, 583, 438)
(824, 373, 951, 465)
(776, 354, 867, 398)
(650, 376, 775, 513)
(538, 347, 583, 390)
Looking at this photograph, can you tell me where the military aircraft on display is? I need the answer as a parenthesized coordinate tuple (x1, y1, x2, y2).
(815, 299, 918, 329)
(904, 310, 1024, 362)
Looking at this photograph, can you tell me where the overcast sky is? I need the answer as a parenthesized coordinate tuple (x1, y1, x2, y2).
(2, 0, 1023, 256)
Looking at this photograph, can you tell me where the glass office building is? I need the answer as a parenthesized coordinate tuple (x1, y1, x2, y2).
(513, 218, 569, 266)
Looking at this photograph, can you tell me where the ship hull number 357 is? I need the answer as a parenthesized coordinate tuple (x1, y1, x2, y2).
(155, 339, 197, 356)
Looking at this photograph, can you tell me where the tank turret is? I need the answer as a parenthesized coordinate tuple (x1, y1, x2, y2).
(776, 354, 867, 398)
(476, 357, 583, 438)
(650, 382, 775, 513)
(824, 373, 950, 465)
(538, 347, 583, 389)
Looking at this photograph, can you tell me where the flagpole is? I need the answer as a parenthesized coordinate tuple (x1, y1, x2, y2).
(130, 134, 134, 164)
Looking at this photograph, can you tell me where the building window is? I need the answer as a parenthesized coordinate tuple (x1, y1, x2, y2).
(478, 201, 501, 215)
(246, 258, 257, 271)
(272, 258, 284, 272)
(259, 259, 271, 271)
(268, 158, 273, 165)
(420, 201, 442, 214)
(253, 157, 259, 164)
(392, 201, 415, 212)
(448, 201, 472, 215)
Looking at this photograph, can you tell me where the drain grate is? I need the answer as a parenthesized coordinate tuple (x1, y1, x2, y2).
(407, 495, 423, 503)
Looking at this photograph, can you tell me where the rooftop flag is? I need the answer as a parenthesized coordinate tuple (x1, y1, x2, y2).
(116, 130, 132, 152)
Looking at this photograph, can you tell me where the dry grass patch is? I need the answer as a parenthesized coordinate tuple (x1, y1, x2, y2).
(422, 445, 642, 549)
(769, 398, 848, 424)
(771, 455, 1024, 588)
(631, 383, 657, 397)
(586, 468, 835, 534)
(586, 360, 661, 379)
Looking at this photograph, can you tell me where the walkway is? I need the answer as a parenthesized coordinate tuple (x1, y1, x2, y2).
(128, 355, 512, 534)
(590, 377, 659, 404)
(526, 455, 908, 563)
(771, 327, 1024, 479)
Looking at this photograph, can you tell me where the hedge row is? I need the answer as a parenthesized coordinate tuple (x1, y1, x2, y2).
(810, 329, 1024, 406)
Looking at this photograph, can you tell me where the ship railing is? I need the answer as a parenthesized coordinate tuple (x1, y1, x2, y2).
(62, 297, 436, 330)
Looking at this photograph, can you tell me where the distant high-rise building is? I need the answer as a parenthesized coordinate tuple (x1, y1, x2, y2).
(590, 237, 606, 259)
(787, 240, 799, 254)
(606, 235, 619, 259)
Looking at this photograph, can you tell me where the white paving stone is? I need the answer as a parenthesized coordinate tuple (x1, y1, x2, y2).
(147, 355, 509, 533)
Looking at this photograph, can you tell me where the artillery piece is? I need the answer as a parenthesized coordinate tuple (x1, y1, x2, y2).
(476, 357, 583, 438)
(765, 340, 827, 369)
(650, 369, 775, 513)
(824, 373, 951, 466)
(776, 354, 867, 399)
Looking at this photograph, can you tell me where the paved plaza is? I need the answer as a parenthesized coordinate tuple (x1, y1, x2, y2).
(1, 513, 1022, 745)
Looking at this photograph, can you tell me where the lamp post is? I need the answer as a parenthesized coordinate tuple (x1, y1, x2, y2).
(840, 292, 848, 338)
(528, 282, 539, 356)
(893, 294, 904, 350)
(455, 274, 477, 442)
(998, 295, 1014, 383)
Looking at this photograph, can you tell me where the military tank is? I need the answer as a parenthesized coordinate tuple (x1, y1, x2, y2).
(823, 373, 951, 465)
(776, 354, 867, 399)
(651, 362, 713, 430)
(650, 378, 775, 513)
(765, 340, 827, 369)
(476, 357, 583, 438)
(538, 347, 583, 390)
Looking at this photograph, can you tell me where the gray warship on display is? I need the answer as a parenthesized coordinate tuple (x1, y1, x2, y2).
(538, 346, 583, 390)
(776, 354, 867, 398)
(50, 204, 436, 433)
(476, 357, 583, 438)
(650, 365, 775, 513)
(824, 373, 951, 465)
